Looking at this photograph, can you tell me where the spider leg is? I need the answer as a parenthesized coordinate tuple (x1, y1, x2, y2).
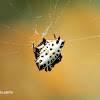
(34, 59, 36, 62)
(33, 44, 35, 52)
(48, 65, 52, 71)
(53, 33, 57, 39)
(45, 67, 47, 72)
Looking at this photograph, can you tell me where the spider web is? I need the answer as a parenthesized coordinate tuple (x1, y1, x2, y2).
(0, 0, 100, 70)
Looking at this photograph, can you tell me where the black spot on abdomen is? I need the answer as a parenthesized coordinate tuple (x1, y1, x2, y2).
(41, 55, 44, 57)
(48, 61, 49, 64)
(56, 54, 58, 56)
(52, 44, 54, 46)
(53, 52, 55, 55)
(44, 64, 46, 68)
(39, 60, 42, 63)
(58, 50, 60, 52)
(61, 41, 65, 45)
(50, 56, 52, 58)
(60, 46, 63, 48)
(45, 53, 48, 55)
(50, 48, 52, 50)
(56, 40, 59, 44)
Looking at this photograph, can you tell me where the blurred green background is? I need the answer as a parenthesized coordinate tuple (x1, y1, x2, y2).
(0, 0, 100, 100)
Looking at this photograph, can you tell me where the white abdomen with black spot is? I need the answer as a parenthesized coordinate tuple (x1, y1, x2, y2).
(33, 34, 65, 71)
(36, 39, 65, 69)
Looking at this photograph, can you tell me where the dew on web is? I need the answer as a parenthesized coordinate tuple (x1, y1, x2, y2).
(0, 0, 100, 71)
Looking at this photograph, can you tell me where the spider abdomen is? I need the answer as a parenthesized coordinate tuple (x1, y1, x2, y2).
(33, 34, 65, 72)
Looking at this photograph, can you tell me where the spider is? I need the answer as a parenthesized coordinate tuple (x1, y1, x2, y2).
(33, 34, 65, 72)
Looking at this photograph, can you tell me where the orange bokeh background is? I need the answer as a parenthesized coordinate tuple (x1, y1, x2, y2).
(0, 0, 100, 100)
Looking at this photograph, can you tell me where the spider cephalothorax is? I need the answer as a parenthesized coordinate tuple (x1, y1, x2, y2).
(33, 34, 65, 72)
